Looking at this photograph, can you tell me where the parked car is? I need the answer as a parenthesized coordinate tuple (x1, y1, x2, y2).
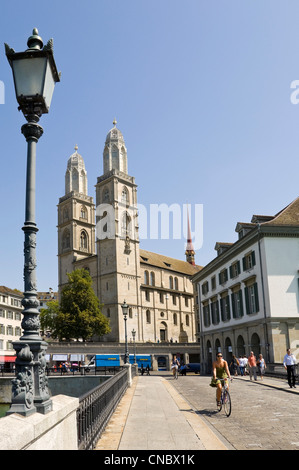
(180, 363, 201, 375)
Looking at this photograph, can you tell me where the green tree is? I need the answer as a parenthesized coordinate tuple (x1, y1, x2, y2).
(40, 269, 110, 341)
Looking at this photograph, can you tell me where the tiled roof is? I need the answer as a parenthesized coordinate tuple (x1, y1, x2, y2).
(139, 249, 202, 275)
(262, 197, 299, 226)
(0, 286, 22, 297)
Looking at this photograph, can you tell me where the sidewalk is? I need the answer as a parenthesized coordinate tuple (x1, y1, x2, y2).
(95, 374, 230, 451)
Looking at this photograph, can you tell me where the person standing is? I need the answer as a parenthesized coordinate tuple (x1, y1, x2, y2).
(283, 349, 297, 388)
(248, 351, 257, 381)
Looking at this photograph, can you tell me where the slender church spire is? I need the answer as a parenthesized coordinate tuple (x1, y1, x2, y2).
(185, 206, 195, 265)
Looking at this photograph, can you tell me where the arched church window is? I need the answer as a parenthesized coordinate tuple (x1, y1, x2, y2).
(62, 229, 70, 249)
(80, 231, 88, 250)
(169, 276, 173, 289)
(150, 272, 155, 286)
(121, 212, 131, 238)
(72, 168, 79, 192)
(112, 145, 119, 170)
(103, 188, 110, 202)
(80, 206, 87, 219)
(144, 271, 149, 285)
(121, 187, 129, 207)
(174, 277, 178, 290)
(63, 207, 69, 221)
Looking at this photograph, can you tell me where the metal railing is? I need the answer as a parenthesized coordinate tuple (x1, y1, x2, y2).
(77, 367, 129, 450)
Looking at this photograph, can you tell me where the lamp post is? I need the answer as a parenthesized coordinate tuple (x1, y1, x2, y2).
(121, 300, 129, 364)
(131, 328, 137, 364)
(5, 29, 60, 416)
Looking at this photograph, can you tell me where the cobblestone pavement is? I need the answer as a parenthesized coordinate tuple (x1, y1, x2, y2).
(167, 374, 299, 450)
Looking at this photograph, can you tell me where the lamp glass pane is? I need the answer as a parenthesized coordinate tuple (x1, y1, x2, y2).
(43, 59, 55, 110)
(12, 57, 47, 98)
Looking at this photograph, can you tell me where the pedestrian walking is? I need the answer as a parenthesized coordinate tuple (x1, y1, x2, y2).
(230, 355, 239, 376)
(283, 349, 297, 388)
(146, 364, 150, 376)
(248, 351, 257, 381)
(257, 354, 266, 380)
(238, 356, 245, 376)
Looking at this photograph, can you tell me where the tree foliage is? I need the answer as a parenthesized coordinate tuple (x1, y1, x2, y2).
(40, 269, 110, 341)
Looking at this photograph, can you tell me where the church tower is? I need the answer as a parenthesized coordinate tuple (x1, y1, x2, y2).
(95, 121, 141, 341)
(185, 208, 195, 265)
(57, 146, 96, 289)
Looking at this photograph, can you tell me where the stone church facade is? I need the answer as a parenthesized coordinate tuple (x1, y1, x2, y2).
(57, 122, 200, 343)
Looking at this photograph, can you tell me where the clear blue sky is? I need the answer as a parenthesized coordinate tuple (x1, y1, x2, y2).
(1, 0, 299, 291)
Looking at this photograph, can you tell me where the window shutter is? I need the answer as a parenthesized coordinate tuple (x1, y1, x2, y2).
(244, 286, 249, 315)
(254, 282, 259, 312)
(231, 293, 236, 318)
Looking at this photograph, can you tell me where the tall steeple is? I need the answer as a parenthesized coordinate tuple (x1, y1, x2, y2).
(103, 120, 128, 175)
(185, 207, 195, 265)
(65, 145, 88, 195)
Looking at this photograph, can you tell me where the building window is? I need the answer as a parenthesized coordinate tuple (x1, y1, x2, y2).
(150, 272, 155, 286)
(203, 303, 210, 327)
(145, 290, 150, 301)
(173, 313, 177, 325)
(219, 269, 228, 285)
(121, 187, 129, 207)
(80, 206, 87, 219)
(146, 310, 151, 323)
(211, 299, 220, 325)
(186, 314, 190, 327)
(185, 296, 189, 307)
(121, 212, 131, 238)
(245, 283, 259, 315)
(220, 295, 231, 322)
(80, 231, 88, 250)
(242, 251, 256, 271)
(62, 229, 70, 249)
(160, 292, 164, 304)
(103, 188, 110, 202)
(174, 277, 178, 290)
(144, 271, 149, 284)
(169, 276, 173, 289)
(202, 281, 209, 295)
(231, 289, 244, 319)
(230, 261, 241, 278)
(211, 276, 216, 290)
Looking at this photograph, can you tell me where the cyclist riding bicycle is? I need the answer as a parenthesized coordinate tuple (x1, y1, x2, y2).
(210, 353, 231, 406)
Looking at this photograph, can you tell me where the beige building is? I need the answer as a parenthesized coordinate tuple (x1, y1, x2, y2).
(0, 286, 23, 367)
(57, 122, 200, 343)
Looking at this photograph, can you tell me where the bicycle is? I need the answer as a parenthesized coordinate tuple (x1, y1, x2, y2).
(216, 378, 232, 417)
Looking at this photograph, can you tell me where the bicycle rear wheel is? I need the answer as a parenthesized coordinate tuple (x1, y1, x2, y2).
(223, 390, 231, 417)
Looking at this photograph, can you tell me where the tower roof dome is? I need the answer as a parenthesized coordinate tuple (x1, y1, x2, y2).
(67, 145, 86, 172)
(105, 119, 125, 145)
(65, 145, 88, 195)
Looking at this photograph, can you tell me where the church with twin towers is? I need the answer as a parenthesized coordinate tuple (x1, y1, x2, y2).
(57, 121, 200, 344)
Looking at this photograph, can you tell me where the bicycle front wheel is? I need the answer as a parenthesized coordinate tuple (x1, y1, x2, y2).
(223, 390, 231, 417)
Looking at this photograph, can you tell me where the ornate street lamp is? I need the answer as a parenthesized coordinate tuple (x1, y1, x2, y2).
(121, 300, 129, 364)
(131, 328, 137, 364)
(5, 29, 60, 416)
